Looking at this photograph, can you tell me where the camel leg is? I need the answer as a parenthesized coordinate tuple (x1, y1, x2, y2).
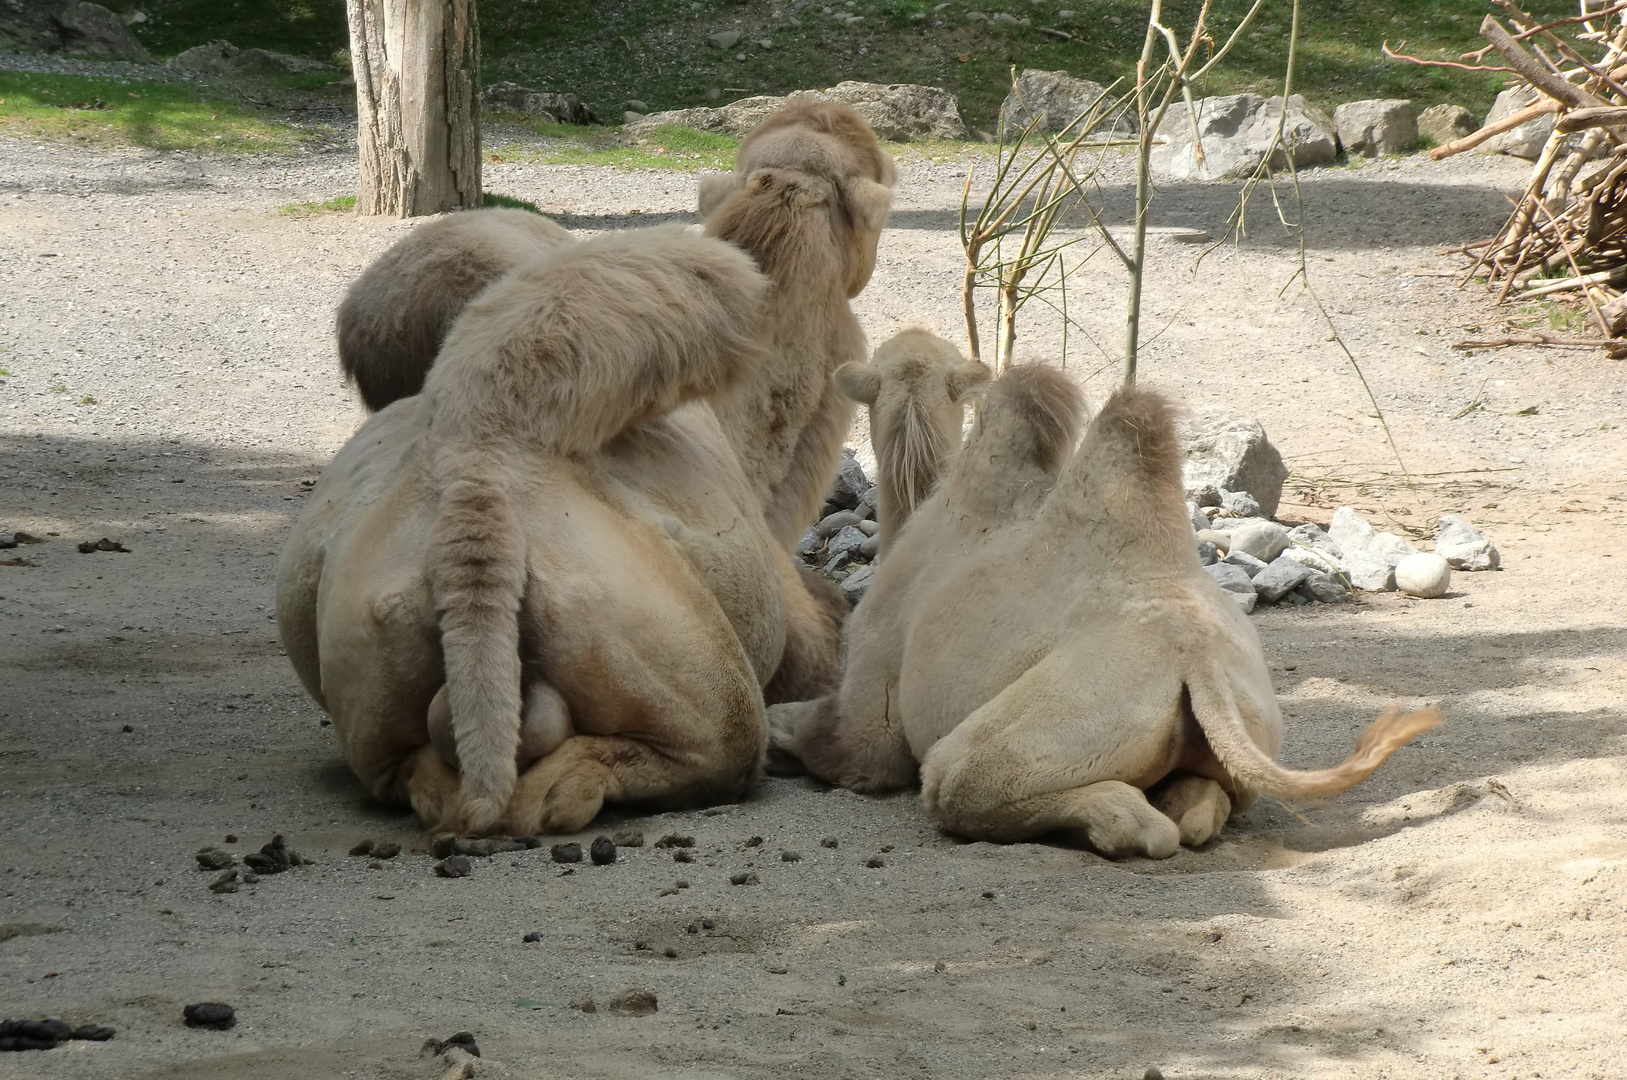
(1150, 773, 1232, 847)
(933, 778, 1180, 859)
(763, 561, 847, 706)
(772, 676, 916, 793)
(398, 744, 465, 834)
(500, 731, 758, 836)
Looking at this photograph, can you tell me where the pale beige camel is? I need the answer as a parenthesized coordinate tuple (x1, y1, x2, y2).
(771, 366, 1442, 857)
(335, 208, 575, 412)
(278, 107, 898, 835)
(833, 327, 990, 553)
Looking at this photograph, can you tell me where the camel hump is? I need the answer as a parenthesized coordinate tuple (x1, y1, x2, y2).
(337, 208, 575, 413)
(425, 225, 771, 455)
(971, 364, 1086, 475)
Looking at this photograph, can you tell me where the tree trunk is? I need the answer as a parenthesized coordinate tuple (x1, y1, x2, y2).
(347, 0, 481, 217)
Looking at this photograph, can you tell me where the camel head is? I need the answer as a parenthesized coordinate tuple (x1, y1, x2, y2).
(700, 100, 897, 298)
(836, 328, 989, 543)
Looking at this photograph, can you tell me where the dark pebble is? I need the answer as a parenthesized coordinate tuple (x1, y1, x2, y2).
(866, 857, 885, 869)
(743, 836, 762, 848)
(634, 940, 650, 950)
(982, 890, 996, 899)
(589, 836, 616, 865)
(241, 871, 258, 884)
(518, 835, 544, 849)
(820, 837, 838, 849)
(686, 922, 699, 934)
(879, 844, 893, 853)
(522, 931, 542, 943)
(672, 850, 693, 863)
(570, 998, 596, 1013)
(729, 872, 758, 885)
(767, 966, 788, 975)
(486, 837, 526, 855)
(208, 870, 238, 893)
(780, 849, 801, 862)
(1204, 931, 1222, 943)
(550, 842, 582, 864)
(433, 1030, 480, 1058)
(675, 880, 689, 889)
(663, 947, 677, 958)
(1144, 1069, 1165, 1080)
(224, 834, 238, 844)
(607, 989, 658, 1016)
(612, 830, 644, 847)
(348, 839, 375, 857)
(371, 841, 401, 859)
(701, 918, 714, 930)
(933, 961, 946, 973)
(653, 834, 694, 849)
(73, 1024, 115, 1041)
(182, 1002, 235, 1030)
(195, 849, 234, 871)
(431, 835, 458, 859)
(121, 724, 133, 733)
(454, 838, 495, 858)
(435, 855, 473, 878)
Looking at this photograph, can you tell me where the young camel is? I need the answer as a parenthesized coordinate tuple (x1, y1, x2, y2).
(771, 365, 1442, 857)
(833, 327, 991, 554)
(278, 105, 897, 836)
(336, 208, 575, 412)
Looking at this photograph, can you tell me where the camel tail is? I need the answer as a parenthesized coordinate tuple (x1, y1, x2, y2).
(1189, 675, 1444, 800)
(430, 470, 530, 833)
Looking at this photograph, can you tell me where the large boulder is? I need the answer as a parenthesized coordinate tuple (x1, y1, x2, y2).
(483, 81, 596, 125)
(49, 1, 151, 61)
(1333, 99, 1417, 156)
(998, 69, 1134, 137)
(232, 47, 338, 75)
(1417, 103, 1476, 146)
(1180, 410, 1290, 519)
(166, 40, 239, 74)
(1478, 86, 1552, 159)
(1151, 93, 1335, 181)
(625, 82, 965, 142)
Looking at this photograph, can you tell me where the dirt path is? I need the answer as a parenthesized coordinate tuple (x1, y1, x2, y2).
(1, 136, 1624, 1080)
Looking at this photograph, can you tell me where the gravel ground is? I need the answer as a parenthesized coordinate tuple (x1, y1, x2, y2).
(2, 121, 1626, 1080)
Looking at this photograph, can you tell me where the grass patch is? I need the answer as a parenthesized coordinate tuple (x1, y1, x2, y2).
(491, 122, 740, 171)
(483, 192, 542, 213)
(0, 72, 314, 153)
(279, 194, 356, 216)
(100, 0, 348, 64)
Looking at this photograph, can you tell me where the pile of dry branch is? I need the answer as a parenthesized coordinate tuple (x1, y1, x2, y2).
(1395, 1, 1627, 358)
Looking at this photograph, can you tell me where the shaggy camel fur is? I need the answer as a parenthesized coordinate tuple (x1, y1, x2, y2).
(770, 367, 1442, 857)
(279, 226, 795, 835)
(835, 328, 990, 552)
(700, 99, 898, 548)
(336, 208, 574, 412)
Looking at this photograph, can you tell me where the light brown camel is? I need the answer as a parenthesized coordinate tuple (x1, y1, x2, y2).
(770, 366, 1442, 857)
(833, 327, 990, 553)
(278, 104, 897, 835)
(335, 208, 575, 412)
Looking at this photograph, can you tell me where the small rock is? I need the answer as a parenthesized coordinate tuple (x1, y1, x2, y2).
(1196, 541, 1218, 566)
(816, 510, 863, 538)
(1218, 489, 1260, 517)
(182, 1003, 235, 1030)
(1328, 506, 1376, 553)
(241, 871, 258, 884)
(730, 872, 759, 885)
(195, 849, 235, 871)
(435, 855, 474, 878)
(663, 946, 678, 958)
(827, 452, 870, 511)
(855, 488, 880, 520)
(613, 830, 645, 848)
(1252, 558, 1311, 603)
(571, 998, 597, 1013)
(1186, 484, 1222, 508)
(1227, 521, 1291, 562)
(1367, 531, 1418, 567)
(371, 841, 401, 859)
(207, 869, 238, 893)
(820, 837, 838, 848)
(625, 98, 649, 113)
(518, 835, 544, 849)
(705, 30, 743, 49)
(1220, 550, 1267, 578)
(523, 930, 543, 943)
(673, 850, 694, 863)
(77, 537, 129, 553)
(348, 839, 375, 857)
(795, 528, 821, 558)
(1181, 410, 1290, 516)
(1343, 548, 1396, 592)
(1297, 572, 1347, 604)
(1395, 553, 1452, 599)
(454, 838, 495, 857)
(826, 525, 869, 559)
(590, 836, 617, 865)
(242, 834, 296, 875)
(780, 849, 802, 862)
(991, 12, 1021, 25)
(608, 989, 658, 1016)
(1435, 514, 1500, 570)
(858, 533, 881, 560)
(551, 843, 583, 864)
(839, 563, 877, 603)
(1194, 528, 1232, 553)
(431, 835, 458, 859)
(428, 1031, 480, 1058)
(744, 835, 763, 847)
(865, 856, 885, 868)
(654, 834, 695, 849)
(933, 960, 946, 973)
(72, 1024, 115, 1041)
(702, 917, 715, 929)
(1145, 1068, 1165, 1080)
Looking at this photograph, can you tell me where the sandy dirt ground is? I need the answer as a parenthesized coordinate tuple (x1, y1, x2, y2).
(1, 132, 1625, 1080)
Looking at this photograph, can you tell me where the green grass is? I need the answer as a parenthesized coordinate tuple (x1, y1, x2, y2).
(483, 192, 543, 212)
(0, 72, 315, 153)
(90, 0, 1510, 132)
(279, 194, 356, 216)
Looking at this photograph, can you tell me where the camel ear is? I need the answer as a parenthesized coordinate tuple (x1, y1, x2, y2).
(948, 360, 993, 401)
(747, 167, 831, 208)
(841, 176, 893, 233)
(835, 361, 882, 405)
(698, 172, 745, 218)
